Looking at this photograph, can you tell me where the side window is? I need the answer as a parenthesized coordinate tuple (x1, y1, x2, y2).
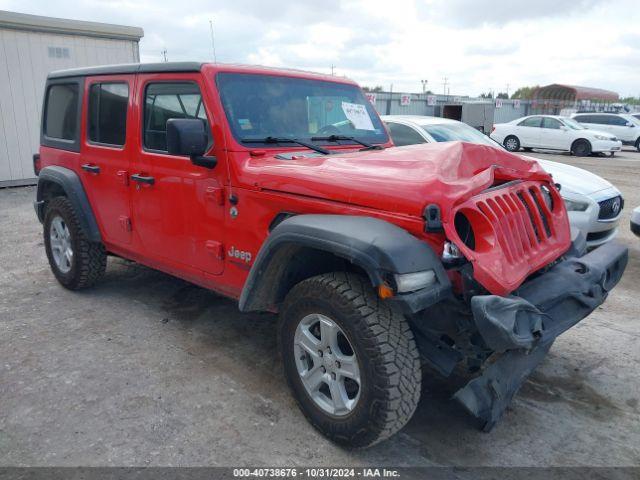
(88, 83, 129, 146)
(386, 122, 426, 146)
(542, 117, 562, 129)
(518, 117, 542, 128)
(44, 84, 79, 140)
(574, 115, 592, 123)
(609, 116, 627, 126)
(144, 82, 208, 152)
(594, 115, 612, 125)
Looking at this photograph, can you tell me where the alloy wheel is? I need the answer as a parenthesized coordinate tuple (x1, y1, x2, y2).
(293, 313, 361, 416)
(50, 215, 73, 273)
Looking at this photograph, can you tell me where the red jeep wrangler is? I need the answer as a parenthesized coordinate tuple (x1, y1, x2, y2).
(34, 62, 628, 447)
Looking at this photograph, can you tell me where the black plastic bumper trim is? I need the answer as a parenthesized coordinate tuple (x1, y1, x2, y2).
(454, 240, 628, 430)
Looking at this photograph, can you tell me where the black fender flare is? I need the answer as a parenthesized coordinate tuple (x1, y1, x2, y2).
(238, 214, 451, 314)
(35, 166, 102, 243)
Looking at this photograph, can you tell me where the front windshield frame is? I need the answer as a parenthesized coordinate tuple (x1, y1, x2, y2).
(215, 72, 389, 148)
(560, 117, 585, 130)
(420, 122, 499, 147)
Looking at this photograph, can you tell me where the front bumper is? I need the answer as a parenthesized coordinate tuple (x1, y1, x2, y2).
(454, 240, 628, 430)
(591, 139, 622, 153)
(564, 189, 622, 248)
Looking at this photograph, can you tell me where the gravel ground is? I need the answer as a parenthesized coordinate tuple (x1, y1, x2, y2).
(0, 148, 639, 467)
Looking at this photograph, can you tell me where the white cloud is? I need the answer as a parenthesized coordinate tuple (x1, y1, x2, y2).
(1, 0, 638, 96)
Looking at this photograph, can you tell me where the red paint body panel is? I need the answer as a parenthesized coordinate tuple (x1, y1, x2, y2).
(38, 63, 572, 300)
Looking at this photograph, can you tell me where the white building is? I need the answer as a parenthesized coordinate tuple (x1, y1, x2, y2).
(0, 11, 143, 186)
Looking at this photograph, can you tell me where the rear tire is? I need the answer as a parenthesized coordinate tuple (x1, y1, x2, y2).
(44, 196, 107, 290)
(503, 135, 520, 152)
(571, 139, 592, 157)
(279, 272, 421, 448)
(635, 138, 640, 152)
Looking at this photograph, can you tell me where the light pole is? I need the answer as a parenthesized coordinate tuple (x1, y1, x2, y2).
(421, 79, 428, 94)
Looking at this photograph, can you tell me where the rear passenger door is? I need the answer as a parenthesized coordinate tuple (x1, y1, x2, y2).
(130, 74, 226, 276)
(80, 76, 133, 247)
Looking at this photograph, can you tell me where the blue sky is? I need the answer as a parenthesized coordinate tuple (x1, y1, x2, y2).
(2, 0, 639, 97)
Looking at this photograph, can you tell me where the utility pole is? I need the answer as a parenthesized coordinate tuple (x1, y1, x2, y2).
(505, 83, 510, 98)
(209, 20, 217, 63)
(421, 79, 428, 94)
(442, 77, 449, 97)
(330, 65, 335, 75)
(161, 48, 168, 62)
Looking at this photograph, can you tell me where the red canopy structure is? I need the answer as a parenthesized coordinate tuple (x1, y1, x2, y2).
(532, 84, 619, 103)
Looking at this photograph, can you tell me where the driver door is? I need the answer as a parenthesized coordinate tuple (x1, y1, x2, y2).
(541, 117, 568, 149)
(130, 74, 226, 275)
(515, 116, 542, 147)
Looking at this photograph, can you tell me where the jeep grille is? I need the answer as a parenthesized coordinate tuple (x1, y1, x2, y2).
(447, 180, 571, 295)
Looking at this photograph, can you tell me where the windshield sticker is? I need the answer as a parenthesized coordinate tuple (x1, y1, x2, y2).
(341, 102, 375, 131)
(238, 118, 253, 130)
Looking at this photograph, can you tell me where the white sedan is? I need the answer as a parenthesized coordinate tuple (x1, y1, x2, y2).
(490, 115, 622, 156)
(382, 115, 624, 248)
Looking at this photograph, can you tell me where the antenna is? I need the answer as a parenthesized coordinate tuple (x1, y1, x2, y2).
(209, 20, 217, 63)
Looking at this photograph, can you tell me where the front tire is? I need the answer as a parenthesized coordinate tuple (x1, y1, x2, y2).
(635, 138, 640, 152)
(279, 272, 421, 448)
(503, 135, 520, 152)
(44, 196, 107, 290)
(571, 139, 592, 157)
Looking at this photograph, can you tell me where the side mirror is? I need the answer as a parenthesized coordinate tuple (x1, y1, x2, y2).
(627, 122, 635, 127)
(166, 118, 217, 169)
(560, 126, 568, 131)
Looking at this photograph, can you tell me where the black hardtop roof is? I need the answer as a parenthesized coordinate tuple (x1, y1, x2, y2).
(47, 62, 203, 79)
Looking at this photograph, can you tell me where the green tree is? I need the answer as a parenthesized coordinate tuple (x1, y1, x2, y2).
(620, 96, 640, 105)
(511, 86, 539, 99)
(362, 85, 384, 92)
(496, 92, 509, 99)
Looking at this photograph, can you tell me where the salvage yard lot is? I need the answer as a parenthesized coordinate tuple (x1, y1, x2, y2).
(0, 149, 639, 467)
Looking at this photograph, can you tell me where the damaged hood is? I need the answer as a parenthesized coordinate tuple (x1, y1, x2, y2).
(238, 142, 553, 218)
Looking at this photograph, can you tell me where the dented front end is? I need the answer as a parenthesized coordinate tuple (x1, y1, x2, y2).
(412, 175, 628, 430)
(444, 179, 572, 296)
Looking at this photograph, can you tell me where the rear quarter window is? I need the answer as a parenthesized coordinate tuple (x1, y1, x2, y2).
(41, 77, 84, 152)
(44, 84, 79, 140)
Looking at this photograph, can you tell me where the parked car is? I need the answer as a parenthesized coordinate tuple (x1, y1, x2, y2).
(34, 63, 627, 447)
(632, 113, 640, 123)
(571, 112, 640, 151)
(632, 206, 640, 237)
(382, 115, 624, 248)
(490, 115, 621, 156)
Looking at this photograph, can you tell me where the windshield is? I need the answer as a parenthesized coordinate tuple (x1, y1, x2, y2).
(421, 122, 498, 147)
(560, 118, 585, 130)
(216, 73, 388, 146)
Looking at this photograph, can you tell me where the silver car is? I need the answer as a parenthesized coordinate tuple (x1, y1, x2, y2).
(382, 115, 624, 248)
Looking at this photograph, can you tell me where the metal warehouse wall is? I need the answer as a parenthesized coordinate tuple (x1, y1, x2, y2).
(371, 92, 531, 129)
(0, 19, 141, 186)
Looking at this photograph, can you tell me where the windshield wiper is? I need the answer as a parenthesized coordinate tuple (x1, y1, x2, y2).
(241, 136, 330, 155)
(311, 134, 384, 151)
